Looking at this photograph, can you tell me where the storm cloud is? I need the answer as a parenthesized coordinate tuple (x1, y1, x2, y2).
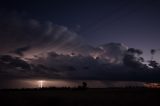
(0, 11, 129, 61)
(0, 11, 160, 82)
(13, 45, 31, 56)
(0, 51, 160, 82)
(0, 10, 85, 58)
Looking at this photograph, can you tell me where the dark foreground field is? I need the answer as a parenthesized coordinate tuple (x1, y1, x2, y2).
(0, 88, 160, 106)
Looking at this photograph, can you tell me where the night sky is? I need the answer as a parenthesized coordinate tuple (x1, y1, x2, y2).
(0, 0, 160, 88)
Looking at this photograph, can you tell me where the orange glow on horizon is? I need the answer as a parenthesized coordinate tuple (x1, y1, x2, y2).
(144, 83, 160, 88)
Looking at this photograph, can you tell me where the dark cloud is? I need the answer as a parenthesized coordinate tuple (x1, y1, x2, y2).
(0, 11, 160, 83)
(0, 55, 59, 80)
(12, 45, 31, 56)
(148, 60, 159, 69)
(96, 43, 128, 64)
(123, 54, 141, 68)
(0, 11, 85, 57)
(0, 11, 130, 64)
(0, 11, 130, 63)
(127, 48, 143, 55)
(123, 48, 144, 69)
(1, 51, 160, 82)
(0, 55, 30, 70)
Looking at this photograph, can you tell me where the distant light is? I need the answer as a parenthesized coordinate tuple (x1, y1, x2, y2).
(38, 80, 44, 88)
(144, 83, 160, 88)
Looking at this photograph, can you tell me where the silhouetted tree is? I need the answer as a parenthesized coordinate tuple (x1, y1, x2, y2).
(77, 82, 88, 90)
(82, 82, 87, 89)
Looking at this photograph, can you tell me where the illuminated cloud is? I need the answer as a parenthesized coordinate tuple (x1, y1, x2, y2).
(0, 51, 160, 82)
(0, 11, 160, 83)
(96, 43, 128, 64)
(0, 11, 129, 64)
(0, 11, 84, 58)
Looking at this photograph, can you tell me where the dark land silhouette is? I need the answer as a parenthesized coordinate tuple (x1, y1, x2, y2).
(0, 87, 160, 106)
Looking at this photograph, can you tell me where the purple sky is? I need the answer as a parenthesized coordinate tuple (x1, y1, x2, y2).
(0, 0, 160, 88)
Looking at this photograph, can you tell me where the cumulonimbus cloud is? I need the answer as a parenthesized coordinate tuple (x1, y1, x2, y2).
(0, 11, 160, 82)
(0, 52, 160, 82)
(0, 10, 86, 58)
(0, 11, 128, 63)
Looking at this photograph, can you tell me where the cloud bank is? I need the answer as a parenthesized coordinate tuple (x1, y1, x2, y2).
(0, 11, 160, 82)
